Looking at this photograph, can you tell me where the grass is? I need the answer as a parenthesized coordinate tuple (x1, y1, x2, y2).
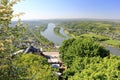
(54, 27, 66, 38)
(80, 33, 120, 47)
(80, 33, 108, 39)
(104, 39, 120, 46)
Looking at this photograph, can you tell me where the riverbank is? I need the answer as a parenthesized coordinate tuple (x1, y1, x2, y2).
(80, 33, 120, 48)
(63, 31, 120, 49)
(54, 27, 66, 38)
(61, 29, 120, 55)
(41, 23, 69, 45)
(40, 23, 120, 56)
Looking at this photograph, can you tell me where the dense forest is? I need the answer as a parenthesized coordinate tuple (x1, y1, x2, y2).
(0, 0, 120, 80)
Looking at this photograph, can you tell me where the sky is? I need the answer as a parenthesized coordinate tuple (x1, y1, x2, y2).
(13, 0, 120, 20)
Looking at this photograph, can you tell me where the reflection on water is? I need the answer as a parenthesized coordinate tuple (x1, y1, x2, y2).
(41, 23, 69, 45)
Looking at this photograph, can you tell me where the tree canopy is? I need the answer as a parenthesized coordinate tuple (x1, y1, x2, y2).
(13, 54, 58, 80)
(60, 38, 110, 67)
(59, 38, 119, 80)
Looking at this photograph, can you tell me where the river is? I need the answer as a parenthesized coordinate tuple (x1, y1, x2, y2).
(41, 23, 69, 45)
(41, 23, 120, 56)
(106, 46, 120, 56)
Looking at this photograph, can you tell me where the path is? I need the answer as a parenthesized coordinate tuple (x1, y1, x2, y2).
(43, 52, 61, 64)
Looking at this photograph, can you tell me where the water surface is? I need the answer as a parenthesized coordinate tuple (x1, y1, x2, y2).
(41, 23, 68, 45)
(106, 46, 120, 56)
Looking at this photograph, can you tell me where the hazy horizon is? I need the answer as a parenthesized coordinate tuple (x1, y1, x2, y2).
(12, 18, 120, 22)
(13, 0, 120, 20)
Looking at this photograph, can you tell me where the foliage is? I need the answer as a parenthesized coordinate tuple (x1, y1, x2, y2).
(38, 24, 47, 32)
(59, 21, 120, 47)
(59, 38, 120, 80)
(54, 27, 66, 37)
(104, 39, 120, 47)
(29, 26, 55, 50)
(60, 21, 120, 36)
(80, 33, 109, 41)
(0, 25, 28, 79)
(0, 0, 28, 79)
(13, 54, 58, 80)
(68, 55, 120, 80)
(0, 0, 22, 29)
(80, 33, 120, 47)
(59, 38, 75, 63)
(60, 38, 110, 67)
(0, 0, 58, 79)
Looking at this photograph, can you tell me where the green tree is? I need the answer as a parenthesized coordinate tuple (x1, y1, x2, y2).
(69, 55, 120, 80)
(59, 38, 75, 63)
(0, 0, 22, 30)
(60, 38, 120, 80)
(13, 54, 58, 80)
(60, 38, 110, 67)
(0, 0, 26, 79)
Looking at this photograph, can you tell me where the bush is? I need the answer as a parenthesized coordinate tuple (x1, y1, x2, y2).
(59, 38, 110, 67)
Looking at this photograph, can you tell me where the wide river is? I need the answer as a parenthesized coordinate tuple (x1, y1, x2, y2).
(41, 23, 120, 56)
(41, 23, 69, 45)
